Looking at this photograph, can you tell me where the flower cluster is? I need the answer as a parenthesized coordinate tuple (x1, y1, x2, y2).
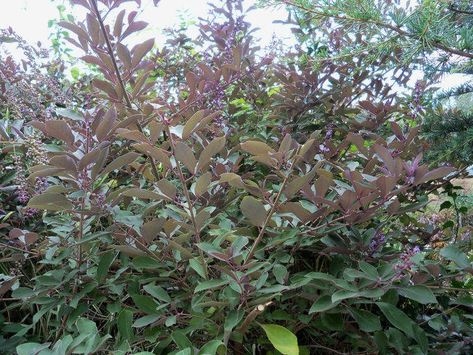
(319, 124, 335, 153)
(11, 136, 49, 217)
(13, 153, 30, 205)
(408, 80, 425, 120)
(393, 245, 421, 280)
(369, 231, 386, 256)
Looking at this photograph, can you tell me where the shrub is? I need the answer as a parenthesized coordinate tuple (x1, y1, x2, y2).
(0, 1, 472, 354)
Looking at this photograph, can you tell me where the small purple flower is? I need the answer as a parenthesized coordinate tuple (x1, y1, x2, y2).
(319, 144, 330, 153)
(393, 245, 421, 280)
(369, 232, 386, 255)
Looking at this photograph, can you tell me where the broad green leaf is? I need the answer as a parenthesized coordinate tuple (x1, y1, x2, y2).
(131, 294, 158, 314)
(350, 308, 382, 332)
(440, 245, 470, 268)
(240, 196, 267, 227)
(273, 264, 288, 284)
(224, 310, 245, 331)
(16, 343, 50, 355)
(175, 349, 192, 355)
(359, 261, 379, 280)
(132, 314, 160, 328)
(199, 340, 225, 355)
(27, 193, 73, 211)
(309, 295, 339, 313)
(189, 257, 207, 279)
(143, 284, 171, 303)
(118, 309, 134, 341)
(50, 335, 73, 355)
(96, 251, 116, 282)
(194, 279, 228, 293)
(376, 302, 414, 338)
(398, 285, 437, 304)
(332, 290, 360, 303)
(260, 324, 299, 355)
(172, 330, 193, 350)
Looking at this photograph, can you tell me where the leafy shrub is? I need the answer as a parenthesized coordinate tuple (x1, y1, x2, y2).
(1, 1, 472, 354)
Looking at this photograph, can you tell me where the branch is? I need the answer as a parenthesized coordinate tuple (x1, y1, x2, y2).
(449, 5, 473, 16)
(244, 147, 301, 263)
(280, 0, 473, 60)
(90, 0, 161, 181)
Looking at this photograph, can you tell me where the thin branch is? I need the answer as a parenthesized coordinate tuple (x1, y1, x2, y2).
(449, 6, 473, 16)
(164, 125, 208, 279)
(245, 147, 301, 263)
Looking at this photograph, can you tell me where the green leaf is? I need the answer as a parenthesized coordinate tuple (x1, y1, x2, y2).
(118, 309, 134, 341)
(143, 284, 171, 303)
(309, 295, 339, 313)
(194, 279, 228, 293)
(172, 330, 193, 350)
(440, 245, 470, 268)
(132, 314, 160, 328)
(358, 261, 378, 280)
(350, 308, 382, 332)
(96, 251, 116, 282)
(332, 290, 360, 303)
(189, 258, 207, 279)
(398, 285, 437, 304)
(439, 201, 452, 211)
(175, 349, 192, 355)
(376, 302, 414, 338)
(224, 310, 245, 331)
(16, 343, 51, 355)
(260, 324, 299, 355)
(131, 294, 158, 314)
(199, 340, 225, 355)
(273, 264, 288, 284)
(50, 335, 73, 355)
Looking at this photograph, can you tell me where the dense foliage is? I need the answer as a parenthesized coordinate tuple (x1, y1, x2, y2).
(0, 0, 472, 354)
